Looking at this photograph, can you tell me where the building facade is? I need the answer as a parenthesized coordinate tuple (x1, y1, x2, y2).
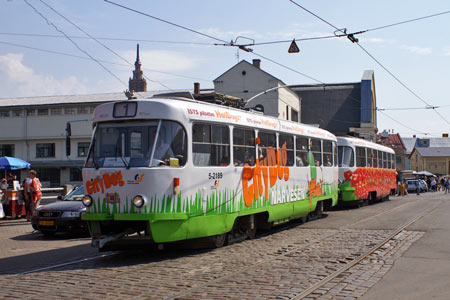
(291, 71, 378, 141)
(379, 131, 407, 171)
(0, 91, 156, 187)
(214, 59, 301, 122)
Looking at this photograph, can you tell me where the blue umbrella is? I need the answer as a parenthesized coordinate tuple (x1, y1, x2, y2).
(0, 156, 31, 171)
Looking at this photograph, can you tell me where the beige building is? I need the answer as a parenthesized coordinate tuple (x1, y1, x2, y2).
(410, 146, 450, 176)
(214, 59, 301, 122)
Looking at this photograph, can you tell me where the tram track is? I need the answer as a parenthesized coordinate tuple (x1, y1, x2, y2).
(161, 196, 430, 300)
(5, 195, 432, 300)
(289, 203, 439, 300)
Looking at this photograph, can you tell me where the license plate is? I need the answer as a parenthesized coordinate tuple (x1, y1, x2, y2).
(39, 220, 54, 226)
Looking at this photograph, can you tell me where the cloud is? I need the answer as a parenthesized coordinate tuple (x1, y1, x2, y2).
(443, 47, 450, 56)
(359, 37, 395, 44)
(0, 53, 88, 98)
(400, 45, 432, 55)
(198, 27, 263, 41)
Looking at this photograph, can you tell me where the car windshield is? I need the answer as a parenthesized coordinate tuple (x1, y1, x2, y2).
(63, 187, 84, 201)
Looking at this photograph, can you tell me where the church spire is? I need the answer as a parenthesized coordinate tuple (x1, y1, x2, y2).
(129, 43, 147, 92)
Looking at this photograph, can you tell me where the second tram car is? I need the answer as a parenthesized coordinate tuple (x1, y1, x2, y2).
(81, 97, 339, 249)
(337, 137, 397, 206)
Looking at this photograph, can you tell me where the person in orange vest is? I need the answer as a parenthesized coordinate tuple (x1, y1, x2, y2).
(29, 170, 42, 217)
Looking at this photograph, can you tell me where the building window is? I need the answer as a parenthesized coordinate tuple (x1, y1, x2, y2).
(77, 142, 90, 157)
(0, 144, 15, 157)
(396, 156, 401, 164)
(291, 108, 299, 122)
(70, 168, 82, 181)
(77, 107, 89, 114)
(64, 108, 76, 115)
(26, 109, 35, 116)
(90, 106, 96, 113)
(51, 108, 62, 115)
(12, 110, 23, 117)
(0, 110, 10, 118)
(37, 108, 48, 116)
(36, 143, 55, 158)
(34, 168, 60, 187)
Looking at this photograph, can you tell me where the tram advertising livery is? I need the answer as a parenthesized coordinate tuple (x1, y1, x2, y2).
(81, 97, 340, 249)
(337, 137, 397, 206)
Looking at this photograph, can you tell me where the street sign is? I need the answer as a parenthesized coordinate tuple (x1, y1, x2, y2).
(288, 39, 300, 53)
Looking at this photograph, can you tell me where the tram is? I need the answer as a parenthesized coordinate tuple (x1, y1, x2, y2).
(81, 96, 339, 249)
(337, 136, 397, 206)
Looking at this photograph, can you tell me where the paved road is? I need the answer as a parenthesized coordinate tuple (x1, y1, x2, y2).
(0, 192, 448, 299)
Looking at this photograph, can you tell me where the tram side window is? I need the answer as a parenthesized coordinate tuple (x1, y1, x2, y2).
(367, 148, 374, 168)
(333, 141, 338, 166)
(374, 150, 379, 168)
(258, 131, 277, 163)
(279, 134, 294, 166)
(311, 138, 322, 166)
(233, 128, 255, 166)
(323, 140, 333, 167)
(295, 136, 309, 167)
(356, 146, 366, 167)
(391, 153, 396, 169)
(382, 152, 388, 168)
(193, 123, 229, 166)
(338, 146, 354, 167)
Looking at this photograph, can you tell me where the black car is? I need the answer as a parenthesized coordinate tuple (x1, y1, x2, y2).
(31, 187, 88, 236)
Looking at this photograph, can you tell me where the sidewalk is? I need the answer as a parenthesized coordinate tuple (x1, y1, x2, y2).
(361, 194, 450, 300)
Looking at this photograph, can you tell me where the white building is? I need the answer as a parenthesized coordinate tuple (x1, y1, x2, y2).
(214, 59, 301, 122)
(0, 91, 156, 187)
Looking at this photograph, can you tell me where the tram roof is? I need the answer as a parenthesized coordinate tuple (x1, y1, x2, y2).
(337, 136, 395, 153)
(93, 97, 336, 141)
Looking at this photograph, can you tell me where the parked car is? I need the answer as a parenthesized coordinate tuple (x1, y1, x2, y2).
(31, 186, 88, 236)
(406, 179, 427, 193)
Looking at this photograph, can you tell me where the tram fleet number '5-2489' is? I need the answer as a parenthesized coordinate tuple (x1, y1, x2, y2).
(209, 172, 223, 180)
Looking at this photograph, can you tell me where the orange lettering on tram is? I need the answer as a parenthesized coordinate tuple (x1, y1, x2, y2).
(242, 146, 290, 207)
(85, 170, 125, 195)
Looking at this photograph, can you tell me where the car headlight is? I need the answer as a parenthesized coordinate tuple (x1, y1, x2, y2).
(82, 195, 93, 207)
(132, 195, 146, 208)
(61, 211, 81, 218)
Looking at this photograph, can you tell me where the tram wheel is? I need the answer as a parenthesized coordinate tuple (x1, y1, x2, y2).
(245, 226, 256, 239)
(300, 215, 309, 223)
(211, 233, 227, 248)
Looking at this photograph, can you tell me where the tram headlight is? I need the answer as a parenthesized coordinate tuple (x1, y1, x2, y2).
(82, 195, 93, 207)
(132, 195, 146, 208)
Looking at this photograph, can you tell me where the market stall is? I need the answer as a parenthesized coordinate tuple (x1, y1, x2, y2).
(0, 156, 30, 218)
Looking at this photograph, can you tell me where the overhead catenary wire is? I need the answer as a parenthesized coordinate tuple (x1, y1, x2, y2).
(0, 40, 211, 83)
(288, 0, 450, 128)
(23, 0, 127, 88)
(104, 0, 229, 44)
(38, 0, 172, 91)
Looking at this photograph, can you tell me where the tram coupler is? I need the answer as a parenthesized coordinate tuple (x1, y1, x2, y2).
(91, 228, 135, 249)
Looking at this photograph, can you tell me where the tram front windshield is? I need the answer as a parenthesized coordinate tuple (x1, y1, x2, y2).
(338, 146, 354, 168)
(85, 120, 186, 168)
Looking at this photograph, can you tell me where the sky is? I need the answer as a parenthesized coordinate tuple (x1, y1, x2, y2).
(1, 0, 450, 138)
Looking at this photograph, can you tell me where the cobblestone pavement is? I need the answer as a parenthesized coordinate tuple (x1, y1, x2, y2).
(0, 217, 424, 300)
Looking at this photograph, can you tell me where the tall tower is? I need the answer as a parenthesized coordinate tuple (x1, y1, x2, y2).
(128, 44, 147, 92)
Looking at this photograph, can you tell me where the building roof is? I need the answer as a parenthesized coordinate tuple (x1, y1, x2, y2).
(401, 137, 416, 154)
(0, 90, 170, 108)
(214, 60, 285, 85)
(379, 133, 405, 150)
(413, 147, 450, 157)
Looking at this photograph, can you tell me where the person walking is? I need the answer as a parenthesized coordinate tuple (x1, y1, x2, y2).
(29, 170, 42, 217)
(445, 177, 450, 194)
(22, 176, 33, 221)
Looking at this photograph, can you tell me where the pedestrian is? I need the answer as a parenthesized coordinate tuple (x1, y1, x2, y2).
(403, 178, 408, 195)
(28, 170, 42, 217)
(22, 175, 33, 221)
(430, 178, 436, 192)
(415, 179, 421, 195)
(445, 178, 450, 194)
